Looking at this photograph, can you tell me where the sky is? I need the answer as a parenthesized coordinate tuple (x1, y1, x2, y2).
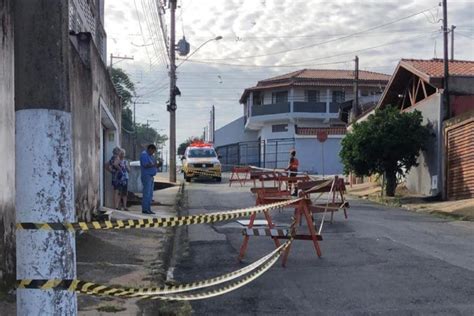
(105, 0, 474, 145)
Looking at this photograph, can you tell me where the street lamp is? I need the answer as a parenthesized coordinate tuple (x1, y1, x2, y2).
(176, 36, 223, 68)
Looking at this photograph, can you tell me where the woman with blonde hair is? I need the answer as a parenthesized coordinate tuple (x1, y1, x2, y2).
(106, 147, 130, 210)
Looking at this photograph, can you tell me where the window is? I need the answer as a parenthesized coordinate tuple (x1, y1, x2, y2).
(272, 91, 288, 104)
(305, 90, 320, 102)
(361, 90, 369, 97)
(253, 92, 263, 106)
(332, 91, 345, 103)
(272, 124, 288, 133)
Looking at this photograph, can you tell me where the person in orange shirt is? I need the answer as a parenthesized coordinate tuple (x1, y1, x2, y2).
(286, 150, 299, 196)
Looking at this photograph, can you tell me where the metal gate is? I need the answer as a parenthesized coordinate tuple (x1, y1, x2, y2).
(445, 115, 474, 200)
(216, 138, 295, 171)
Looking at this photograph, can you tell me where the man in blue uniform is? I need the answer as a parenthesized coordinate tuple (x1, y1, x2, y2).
(140, 144, 158, 214)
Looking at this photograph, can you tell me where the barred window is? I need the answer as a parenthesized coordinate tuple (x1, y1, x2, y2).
(272, 124, 288, 133)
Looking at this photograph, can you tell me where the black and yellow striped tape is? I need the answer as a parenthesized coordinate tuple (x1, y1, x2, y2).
(16, 199, 301, 232)
(17, 240, 292, 300)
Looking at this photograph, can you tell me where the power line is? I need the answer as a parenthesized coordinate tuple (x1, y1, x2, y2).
(182, 31, 441, 68)
(191, 5, 439, 61)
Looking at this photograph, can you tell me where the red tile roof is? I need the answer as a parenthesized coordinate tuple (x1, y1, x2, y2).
(240, 68, 390, 103)
(400, 59, 474, 78)
(261, 69, 390, 83)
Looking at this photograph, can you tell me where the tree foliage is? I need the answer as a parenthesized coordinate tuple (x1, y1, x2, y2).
(177, 136, 203, 155)
(110, 67, 168, 158)
(110, 67, 135, 131)
(340, 106, 431, 196)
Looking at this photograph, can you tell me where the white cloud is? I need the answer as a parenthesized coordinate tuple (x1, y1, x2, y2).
(105, 0, 474, 144)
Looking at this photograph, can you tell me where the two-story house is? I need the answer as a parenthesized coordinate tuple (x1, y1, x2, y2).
(215, 69, 390, 174)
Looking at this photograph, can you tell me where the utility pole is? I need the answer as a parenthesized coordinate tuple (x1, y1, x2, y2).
(443, 0, 450, 118)
(15, 1, 76, 314)
(450, 25, 456, 61)
(168, 0, 177, 183)
(350, 56, 359, 123)
(212, 105, 216, 143)
(109, 54, 134, 69)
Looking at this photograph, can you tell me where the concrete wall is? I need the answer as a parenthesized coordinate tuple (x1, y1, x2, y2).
(258, 121, 295, 140)
(295, 137, 345, 175)
(69, 33, 121, 220)
(405, 93, 442, 196)
(215, 116, 258, 147)
(0, 0, 15, 288)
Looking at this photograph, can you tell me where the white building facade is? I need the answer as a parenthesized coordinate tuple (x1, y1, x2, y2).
(215, 69, 390, 174)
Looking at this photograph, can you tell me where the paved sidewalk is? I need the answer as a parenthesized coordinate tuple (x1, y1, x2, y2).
(348, 182, 474, 221)
(77, 185, 182, 315)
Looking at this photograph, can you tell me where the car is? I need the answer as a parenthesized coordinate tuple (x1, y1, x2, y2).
(181, 142, 222, 182)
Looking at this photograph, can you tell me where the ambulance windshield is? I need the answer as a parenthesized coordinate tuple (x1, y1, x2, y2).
(188, 148, 217, 158)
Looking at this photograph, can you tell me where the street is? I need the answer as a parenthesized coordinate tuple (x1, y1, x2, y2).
(174, 179, 474, 315)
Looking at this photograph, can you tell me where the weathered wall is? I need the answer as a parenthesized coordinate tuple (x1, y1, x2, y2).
(69, 36, 97, 221)
(0, 0, 15, 288)
(451, 95, 474, 117)
(405, 94, 442, 196)
(69, 33, 121, 220)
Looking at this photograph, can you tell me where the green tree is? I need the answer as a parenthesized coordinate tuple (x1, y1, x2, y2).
(177, 136, 203, 155)
(110, 67, 135, 131)
(340, 106, 431, 196)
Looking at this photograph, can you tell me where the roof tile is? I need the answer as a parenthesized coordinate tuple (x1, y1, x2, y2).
(401, 58, 474, 78)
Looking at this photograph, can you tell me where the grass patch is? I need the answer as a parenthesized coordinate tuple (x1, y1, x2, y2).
(97, 304, 127, 313)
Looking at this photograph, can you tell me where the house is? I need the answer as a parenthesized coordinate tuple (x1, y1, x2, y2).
(215, 69, 390, 174)
(375, 58, 474, 199)
(0, 0, 121, 287)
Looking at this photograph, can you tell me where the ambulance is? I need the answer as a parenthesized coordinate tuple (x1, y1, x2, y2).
(181, 142, 222, 182)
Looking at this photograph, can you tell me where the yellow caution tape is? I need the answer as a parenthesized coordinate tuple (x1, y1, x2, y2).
(17, 240, 292, 300)
(16, 199, 302, 232)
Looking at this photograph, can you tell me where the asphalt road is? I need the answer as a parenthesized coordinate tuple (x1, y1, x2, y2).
(174, 178, 474, 315)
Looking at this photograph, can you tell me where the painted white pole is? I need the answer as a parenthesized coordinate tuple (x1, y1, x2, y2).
(16, 110, 77, 315)
(14, 1, 77, 314)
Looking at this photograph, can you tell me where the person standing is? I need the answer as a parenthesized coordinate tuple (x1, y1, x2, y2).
(117, 149, 130, 211)
(286, 150, 299, 196)
(106, 147, 122, 209)
(140, 144, 158, 214)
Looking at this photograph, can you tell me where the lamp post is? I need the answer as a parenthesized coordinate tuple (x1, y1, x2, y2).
(176, 36, 223, 68)
(168, 0, 222, 183)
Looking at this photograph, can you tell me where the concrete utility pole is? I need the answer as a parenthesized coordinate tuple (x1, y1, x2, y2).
(168, 0, 177, 183)
(350, 56, 359, 123)
(450, 25, 456, 61)
(15, 1, 76, 314)
(109, 54, 134, 69)
(212, 105, 216, 143)
(442, 0, 450, 118)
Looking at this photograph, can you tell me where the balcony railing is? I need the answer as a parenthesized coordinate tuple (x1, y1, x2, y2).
(293, 101, 326, 113)
(251, 103, 290, 116)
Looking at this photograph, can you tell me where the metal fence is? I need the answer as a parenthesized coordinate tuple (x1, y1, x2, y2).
(216, 138, 295, 171)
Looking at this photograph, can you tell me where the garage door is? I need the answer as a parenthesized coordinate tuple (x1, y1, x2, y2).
(446, 117, 474, 200)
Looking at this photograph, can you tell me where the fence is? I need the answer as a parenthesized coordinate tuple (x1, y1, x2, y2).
(216, 138, 295, 171)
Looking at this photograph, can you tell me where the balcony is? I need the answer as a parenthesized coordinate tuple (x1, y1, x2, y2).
(251, 103, 290, 116)
(294, 101, 326, 113)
